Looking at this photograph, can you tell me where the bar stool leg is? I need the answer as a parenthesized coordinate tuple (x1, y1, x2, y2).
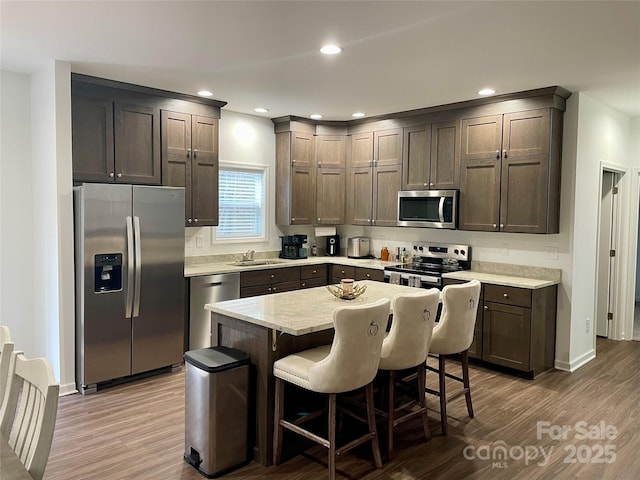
(328, 393, 337, 480)
(387, 370, 396, 459)
(273, 377, 285, 465)
(417, 363, 431, 441)
(366, 383, 383, 468)
(462, 350, 474, 418)
(438, 355, 448, 436)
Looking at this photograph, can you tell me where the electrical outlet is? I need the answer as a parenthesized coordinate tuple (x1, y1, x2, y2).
(196, 235, 204, 248)
(502, 244, 509, 256)
(185, 236, 193, 248)
(545, 246, 559, 260)
(586, 317, 591, 334)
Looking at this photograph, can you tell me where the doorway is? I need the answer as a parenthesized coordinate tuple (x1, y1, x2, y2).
(596, 171, 618, 338)
(635, 189, 640, 341)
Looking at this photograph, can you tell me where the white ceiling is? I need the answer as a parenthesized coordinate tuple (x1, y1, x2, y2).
(1, 1, 639, 120)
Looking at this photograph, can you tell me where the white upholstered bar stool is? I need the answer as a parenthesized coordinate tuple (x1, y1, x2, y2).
(273, 298, 390, 480)
(426, 280, 481, 435)
(0, 326, 15, 401)
(378, 289, 440, 459)
(0, 351, 60, 480)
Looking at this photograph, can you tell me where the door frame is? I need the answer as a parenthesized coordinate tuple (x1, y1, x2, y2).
(594, 162, 632, 346)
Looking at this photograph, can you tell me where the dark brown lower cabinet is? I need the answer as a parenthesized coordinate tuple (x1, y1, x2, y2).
(443, 279, 557, 377)
(355, 267, 385, 282)
(240, 267, 301, 298)
(300, 264, 328, 289)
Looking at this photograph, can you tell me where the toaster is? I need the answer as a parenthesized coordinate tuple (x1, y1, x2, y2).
(347, 237, 371, 258)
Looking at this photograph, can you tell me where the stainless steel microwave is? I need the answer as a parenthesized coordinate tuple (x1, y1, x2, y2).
(397, 190, 458, 229)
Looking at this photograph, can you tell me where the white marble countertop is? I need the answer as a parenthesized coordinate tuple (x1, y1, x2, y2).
(442, 270, 560, 289)
(205, 280, 426, 335)
(185, 255, 393, 277)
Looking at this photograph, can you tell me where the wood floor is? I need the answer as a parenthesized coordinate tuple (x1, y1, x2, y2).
(44, 338, 640, 480)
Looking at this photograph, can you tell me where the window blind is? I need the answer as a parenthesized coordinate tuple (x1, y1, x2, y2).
(217, 166, 265, 239)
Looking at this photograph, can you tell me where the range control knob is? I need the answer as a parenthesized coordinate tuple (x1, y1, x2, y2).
(461, 249, 466, 256)
(454, 249, 459, 254)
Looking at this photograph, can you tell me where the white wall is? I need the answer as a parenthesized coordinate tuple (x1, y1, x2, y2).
(0, 64, 75, 393)
(0, 71, 35, 355)
(185, 109, 283, 257)
(632, 117, 640, 301)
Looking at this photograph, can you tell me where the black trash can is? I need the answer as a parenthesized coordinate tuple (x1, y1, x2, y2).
(184, 346, 250, 478)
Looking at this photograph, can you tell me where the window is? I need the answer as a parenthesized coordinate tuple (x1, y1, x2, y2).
(216, 163, 267, 241)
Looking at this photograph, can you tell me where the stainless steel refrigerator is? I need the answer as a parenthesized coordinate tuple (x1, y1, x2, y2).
(74, 183, 185, 394)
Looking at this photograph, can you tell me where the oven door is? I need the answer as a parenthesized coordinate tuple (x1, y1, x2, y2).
(397, 190, 457, 229)
(383, 270, 442, 289)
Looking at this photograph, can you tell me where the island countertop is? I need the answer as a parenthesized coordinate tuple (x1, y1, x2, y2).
(204, 280, 426, 336)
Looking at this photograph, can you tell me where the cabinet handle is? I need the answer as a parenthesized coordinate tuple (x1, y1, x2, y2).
(194, 218, 198, 223)
(292, 160, 296, 165)
(302, 282, 306, 287)
(291, 217, 295, 222)
(187, 218, 192, 224)
(318, 162, 322, 167)
(500, 223, 504, 228)
(492, 224, 497, 229)
(272, 286, 277, 291)
(496, 150, 500, 159)
(341, 270, 345, 274)
(109, 172, 114, 178)
(193, 149, 198, 158)
(270, 274, 275, 279)
(430, 182, 434, 186)
(312, 269, 317, 274)
(366, 273, 371, 278)
(503, 293, 509, 298)
(503, 149, 507, 158)
(484, 305, 489, 311)
(372, 219, 376, 224)
(187, 148, 191, 157)
(423, 182, 428, 186)
(268, 287, 272, 292)
(117, 173, 122, 178)
(318, 217, 321, 221)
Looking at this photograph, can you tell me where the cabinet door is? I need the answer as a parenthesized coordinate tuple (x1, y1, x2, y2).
(291, 132, 315, 168)
(372, 164, 401, 226)
(355, 267, 384, 282)
(468, 306, 483, 360)
(461, 115, 502, 162)
(502, 109, 550, 159)
(459, 159, 501, 231)
(483, 302, 531, 371)
(190, 115, 219, 226)
(430, 120, 460, 189)
(348, 166, 373, 225)
(114, 102, 161, 184)
(191, 152, 218, 226)
(290, 166, 315, 225)
(331, 265, 356, 283)
(350, 132, 374, 167)
(162, 111, 192, 224)
(402, 125, 431, 190)
(374, 128, 402, 166)
(72, 96, 114, 182)
(316, 167, 345, 225)
(315, 135, 346, 168)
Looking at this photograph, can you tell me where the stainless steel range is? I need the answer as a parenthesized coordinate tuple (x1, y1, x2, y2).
(383, 243, 471, 289)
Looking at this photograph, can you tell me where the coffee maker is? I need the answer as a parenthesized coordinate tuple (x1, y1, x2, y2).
(279, 234, 308, 259)
(326, 234, 340, 256)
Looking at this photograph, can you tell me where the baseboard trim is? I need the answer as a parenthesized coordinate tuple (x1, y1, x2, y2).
(555, 349, 596, 373)
(59, 382, 78, 396)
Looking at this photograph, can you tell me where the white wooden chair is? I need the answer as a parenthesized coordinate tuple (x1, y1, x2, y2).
(426, 280, 481, 435)
(0, 326, 15, 402)
(0, 351, 60, 480)
(378, 289, 440, 458)
(273, 298, 390, 480)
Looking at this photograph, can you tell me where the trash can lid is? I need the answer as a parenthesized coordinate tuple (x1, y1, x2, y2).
(184, 346, 250, 372)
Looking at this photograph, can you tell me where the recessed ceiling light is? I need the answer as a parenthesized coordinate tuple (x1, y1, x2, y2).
(320, 45, 342, 55)
(478, 88, 496, 96)
(352, 112, 366, 118)
(197, 90, 213, 97)
(254, 107, 269, 113)
(310, 114, 323, 120)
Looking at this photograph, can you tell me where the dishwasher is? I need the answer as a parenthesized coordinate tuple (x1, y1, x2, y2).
(189, 273, 240, 350)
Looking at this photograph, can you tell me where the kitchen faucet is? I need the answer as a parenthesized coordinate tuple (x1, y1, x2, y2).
(242, 250, 255, 262)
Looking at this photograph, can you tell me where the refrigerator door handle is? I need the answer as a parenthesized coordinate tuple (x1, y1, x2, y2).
(125, 216, 135, 318)
(133, 216, 142, 318)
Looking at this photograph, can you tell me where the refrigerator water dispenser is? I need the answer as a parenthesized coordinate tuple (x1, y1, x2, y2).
(94, 253, 122, 292)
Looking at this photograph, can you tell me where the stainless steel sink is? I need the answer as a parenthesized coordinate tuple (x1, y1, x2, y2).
(227, 260, 286, 267)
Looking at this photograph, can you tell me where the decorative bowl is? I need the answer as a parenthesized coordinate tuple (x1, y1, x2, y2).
(326, 283, 367, 300)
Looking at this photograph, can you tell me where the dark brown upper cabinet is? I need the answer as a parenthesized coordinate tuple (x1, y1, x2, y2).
(315, 135, 346, 225)
(276, 131, 316, 225)
(402, 120, 460, 190)
(459, 108, 562, 233)
(162, 111, 219, 226)
(72, 95, 160, 185)
(346, 128, 402, 226)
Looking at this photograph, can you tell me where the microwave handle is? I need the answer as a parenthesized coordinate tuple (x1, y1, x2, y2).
(438, 196, 445, 223)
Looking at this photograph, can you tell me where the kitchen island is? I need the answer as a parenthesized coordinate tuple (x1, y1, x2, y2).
(204, 280, 421, 467)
